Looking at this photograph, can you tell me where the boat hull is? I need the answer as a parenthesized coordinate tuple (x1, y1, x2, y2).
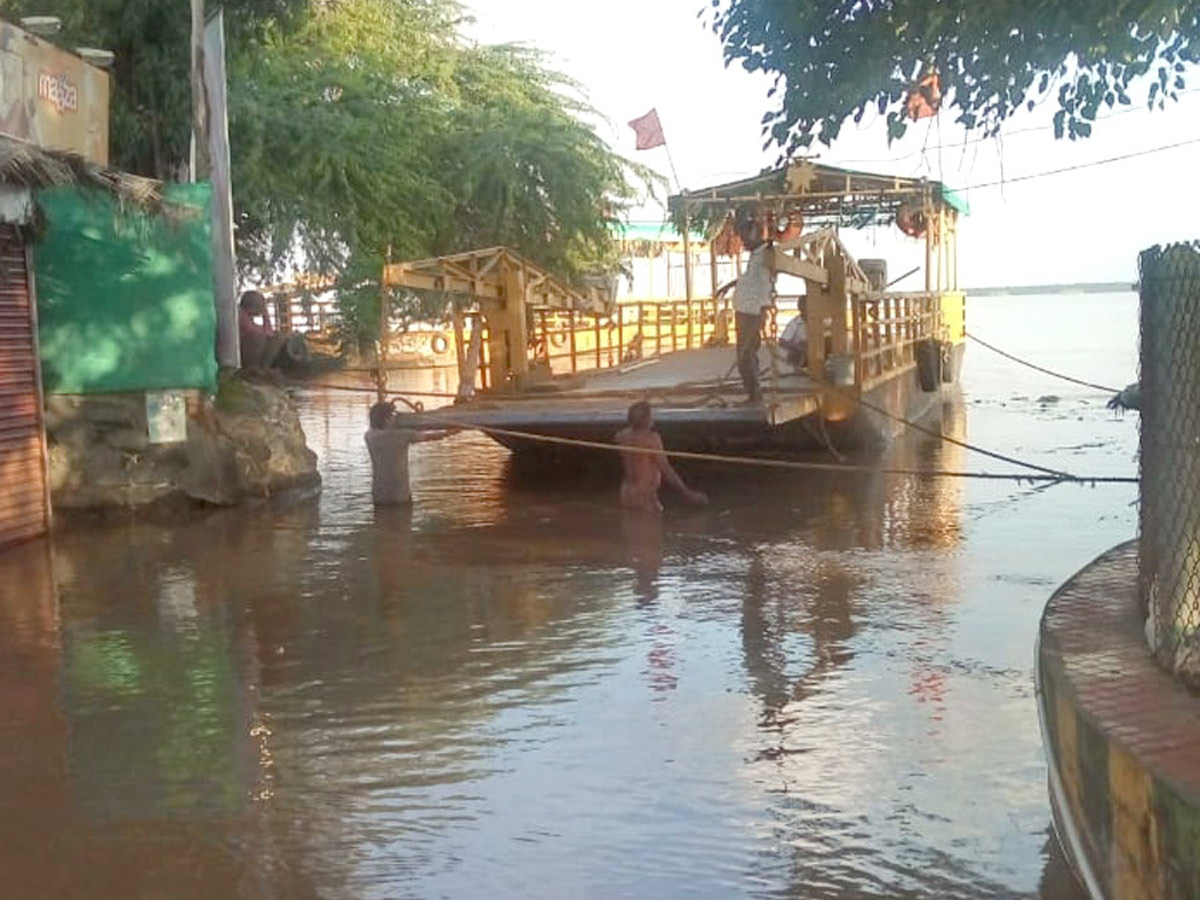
(479, 341, 965, 459)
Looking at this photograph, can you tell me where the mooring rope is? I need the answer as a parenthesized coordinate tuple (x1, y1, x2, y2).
(815, 377, 1074, 480)
(965, 332, 1121, 394)
(287, 377, 1137, 486)
(407, 418, 1137, 486)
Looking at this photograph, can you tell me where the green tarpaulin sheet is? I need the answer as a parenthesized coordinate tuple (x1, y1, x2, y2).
(35, 183, 217, 395)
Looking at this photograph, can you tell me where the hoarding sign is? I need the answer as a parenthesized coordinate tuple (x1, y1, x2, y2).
(0, 23, 110, 165)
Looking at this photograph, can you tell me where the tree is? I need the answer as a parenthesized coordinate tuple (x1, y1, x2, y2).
(6, 1, 652, 346)
(6, 0, 304, 177)
(707, 0, 1200, 152)
(229, 1, 652, 345)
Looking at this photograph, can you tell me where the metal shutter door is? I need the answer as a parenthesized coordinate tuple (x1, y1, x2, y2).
(0, 224, 48, 546)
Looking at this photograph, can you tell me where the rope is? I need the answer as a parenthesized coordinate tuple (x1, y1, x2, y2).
(410, 418, 1136, 486)
(753, 350, 1073, 479)
(287, 374, 1137, 485)
(819, 377, 1074, 479)
(965, 332, 1120, 394)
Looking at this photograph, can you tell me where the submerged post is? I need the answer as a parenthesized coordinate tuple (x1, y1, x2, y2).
(1139, 241, 1200, 683)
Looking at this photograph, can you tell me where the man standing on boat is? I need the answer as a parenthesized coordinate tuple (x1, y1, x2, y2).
(615, 401, 707, 512)
(728, 220, 776, 403)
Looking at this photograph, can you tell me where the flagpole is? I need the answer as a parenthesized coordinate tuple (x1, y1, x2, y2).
(662, 143, 682, 194)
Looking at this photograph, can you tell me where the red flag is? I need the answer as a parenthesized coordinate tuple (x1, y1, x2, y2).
(628, 108, 666, 150)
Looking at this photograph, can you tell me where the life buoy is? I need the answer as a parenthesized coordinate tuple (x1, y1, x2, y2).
(775, 216, 804, 243)
(550, 331, 568, 348)
(430, 333, 449, 354)
(896, 202, 926, 239)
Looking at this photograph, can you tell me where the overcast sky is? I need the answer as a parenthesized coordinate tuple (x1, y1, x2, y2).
(465, 0, 1199, 288)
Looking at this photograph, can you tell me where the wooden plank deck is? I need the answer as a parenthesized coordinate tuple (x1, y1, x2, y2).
(428, 347, 821, 430)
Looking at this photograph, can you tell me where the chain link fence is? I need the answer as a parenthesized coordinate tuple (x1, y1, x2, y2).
(1139, 241, 1200, 685)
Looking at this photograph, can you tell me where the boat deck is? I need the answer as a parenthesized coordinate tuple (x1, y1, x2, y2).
(428, 347, 821, 431)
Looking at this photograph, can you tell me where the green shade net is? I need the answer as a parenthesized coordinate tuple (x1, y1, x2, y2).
(35, 183, 218, 394)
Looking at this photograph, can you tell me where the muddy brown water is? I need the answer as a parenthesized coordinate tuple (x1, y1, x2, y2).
(0, 294, 1138, 898)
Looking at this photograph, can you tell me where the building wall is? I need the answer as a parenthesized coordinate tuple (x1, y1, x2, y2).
(34, 182, 218, 396)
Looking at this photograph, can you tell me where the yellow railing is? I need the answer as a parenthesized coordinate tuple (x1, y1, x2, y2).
(853, 292, 941, 391)
(530, 299, 736, 376)
(364, 292, 957, 396)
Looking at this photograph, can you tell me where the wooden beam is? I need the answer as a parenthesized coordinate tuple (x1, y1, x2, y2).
(770, 249, 830, 285)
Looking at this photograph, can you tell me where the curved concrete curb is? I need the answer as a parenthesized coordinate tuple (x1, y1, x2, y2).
(1038, 541, 1200, 900)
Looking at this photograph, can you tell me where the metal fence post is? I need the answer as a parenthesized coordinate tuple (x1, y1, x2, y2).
(1139, 241, 1200, 683)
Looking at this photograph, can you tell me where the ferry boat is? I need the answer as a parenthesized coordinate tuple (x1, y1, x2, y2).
(380, 161, 968, 458)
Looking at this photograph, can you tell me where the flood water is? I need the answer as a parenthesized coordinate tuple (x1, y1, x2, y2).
(0, 293, 1139, 899)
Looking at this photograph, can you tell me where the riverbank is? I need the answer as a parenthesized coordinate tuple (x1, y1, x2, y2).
(44, 370, 320, 518)
(1038, 541, 1200, 900)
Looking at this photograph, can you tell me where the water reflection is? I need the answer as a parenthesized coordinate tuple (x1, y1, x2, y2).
(0, 382, 1094, 899)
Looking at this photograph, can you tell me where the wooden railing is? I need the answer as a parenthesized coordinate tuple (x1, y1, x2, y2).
(853, 292, 940, 391)
(289, 288, 953, 401)
(271, 294, 339, 335)
(530, 299, 736, 376)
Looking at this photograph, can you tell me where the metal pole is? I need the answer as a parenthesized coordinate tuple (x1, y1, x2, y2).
(682, 209, 694, 302)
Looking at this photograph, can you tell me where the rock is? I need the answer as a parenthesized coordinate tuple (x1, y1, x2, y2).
(106, 426, 149, 452)
(181, 373, 319, 504)
(80, 395, 144, 427)
(181, 416, 241, 505)
(45, 375, 319, 514)
(43, 394, 83, 431)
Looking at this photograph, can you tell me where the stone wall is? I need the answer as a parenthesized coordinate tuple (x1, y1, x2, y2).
(1039, 542, 1200, 900)
(44, 373, 319, 515)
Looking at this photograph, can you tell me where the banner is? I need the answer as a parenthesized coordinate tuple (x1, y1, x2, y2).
(0, 23, 109, 165)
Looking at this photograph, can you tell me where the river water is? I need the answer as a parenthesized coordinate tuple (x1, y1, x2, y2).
(0, 293, 1139, 899)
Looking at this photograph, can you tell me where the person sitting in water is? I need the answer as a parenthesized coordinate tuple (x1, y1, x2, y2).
(238, 290, 287, 369)
(614, 400, 707, 512)
(365, 400, 455, 506)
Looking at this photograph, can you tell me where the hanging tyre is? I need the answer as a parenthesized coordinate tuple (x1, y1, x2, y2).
(915, 338, 940, 392)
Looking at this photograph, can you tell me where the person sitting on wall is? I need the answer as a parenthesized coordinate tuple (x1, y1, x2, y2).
(238, 290, 287, 369)
(614, 400, 707, 513)
(365, 400, 456, 506)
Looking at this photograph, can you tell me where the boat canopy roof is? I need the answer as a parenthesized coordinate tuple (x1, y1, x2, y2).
(668, 160, 968, 233)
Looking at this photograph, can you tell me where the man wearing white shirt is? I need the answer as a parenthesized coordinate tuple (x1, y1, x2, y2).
(730, 224, 775, 402)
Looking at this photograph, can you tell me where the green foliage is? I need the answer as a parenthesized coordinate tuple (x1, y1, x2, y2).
(706, 0, 1200, 151)
(6, 0, 651, 346)
(231, 2, 654, 285)
(4, 0, 304, 177)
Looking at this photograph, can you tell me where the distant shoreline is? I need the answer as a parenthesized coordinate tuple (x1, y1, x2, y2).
(965, 282, 1135, 297)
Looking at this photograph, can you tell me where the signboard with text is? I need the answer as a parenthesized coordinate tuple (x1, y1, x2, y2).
(0, 22, 109, 165)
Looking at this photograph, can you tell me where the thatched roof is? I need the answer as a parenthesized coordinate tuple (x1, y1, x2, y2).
(0, 133, 163, 210)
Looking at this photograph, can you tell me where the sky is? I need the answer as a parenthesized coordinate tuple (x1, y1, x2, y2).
(465, 0, 1200, 288)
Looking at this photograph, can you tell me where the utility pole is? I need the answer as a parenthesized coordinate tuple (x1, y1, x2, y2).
(192, 0, 239, 368)
(189, 0, 211, 180)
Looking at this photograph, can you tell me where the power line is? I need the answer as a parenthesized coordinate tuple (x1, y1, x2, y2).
(830, 88, 1200, 168)
(959, 136, 1200, 191)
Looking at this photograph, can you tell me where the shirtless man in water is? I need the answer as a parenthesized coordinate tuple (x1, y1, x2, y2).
(614, 400, 707, 511)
